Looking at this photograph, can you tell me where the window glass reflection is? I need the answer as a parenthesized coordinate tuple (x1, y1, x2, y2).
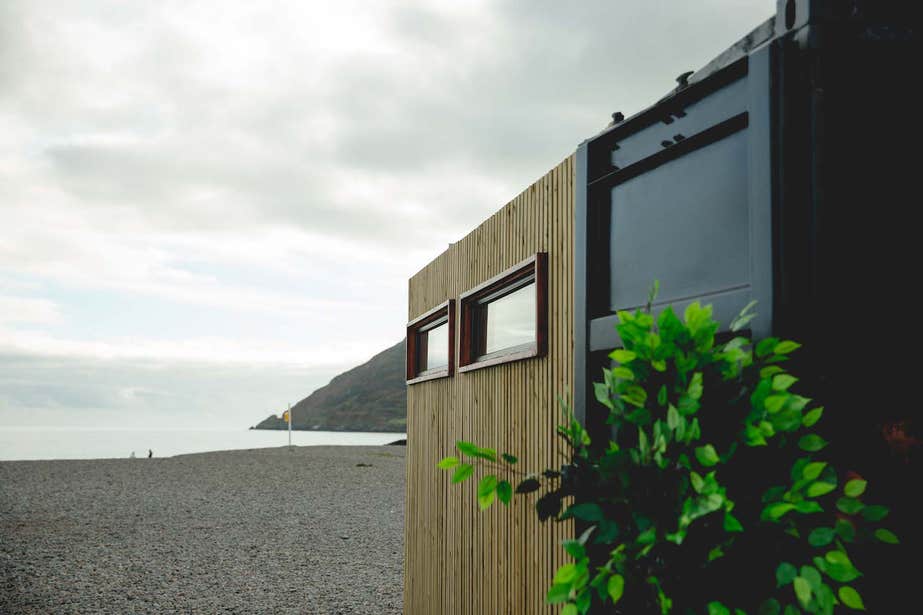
(423, 322, 449, 371)
(482, 283, 535, 355)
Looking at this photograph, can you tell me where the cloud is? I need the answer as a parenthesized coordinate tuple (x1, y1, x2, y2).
(0, 352, 343, 428)
(0, 0, 775, 428)
(0, 296, 62, 325)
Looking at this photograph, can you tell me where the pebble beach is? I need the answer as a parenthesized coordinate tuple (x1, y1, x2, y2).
(0, 445, 405, 614)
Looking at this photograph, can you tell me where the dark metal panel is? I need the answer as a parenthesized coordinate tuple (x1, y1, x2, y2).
(609, 77, 747, 171)
(573, 142, 588, 425)
(587, 59, 748, 184)
(745, 44, 774, 339)
(590, 287, 754, 352)
(608, 130, 750, 312)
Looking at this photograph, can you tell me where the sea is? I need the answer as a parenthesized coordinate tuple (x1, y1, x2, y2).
(0, 427, 406, 461)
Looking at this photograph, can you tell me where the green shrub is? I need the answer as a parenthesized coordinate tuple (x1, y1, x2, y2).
(438, 294, 897, 614)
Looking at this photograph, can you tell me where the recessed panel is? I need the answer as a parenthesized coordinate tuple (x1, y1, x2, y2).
(609, 130, 750, 310)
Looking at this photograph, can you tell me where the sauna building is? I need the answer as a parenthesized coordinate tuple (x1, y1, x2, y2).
(404, 1, 917, 613)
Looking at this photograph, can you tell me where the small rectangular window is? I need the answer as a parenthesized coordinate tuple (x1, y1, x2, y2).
(406, 300, 454, 384)
(459, 253, 547, 372)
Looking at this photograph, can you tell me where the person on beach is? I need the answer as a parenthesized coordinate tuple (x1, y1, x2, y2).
(148, 449, 153, 458)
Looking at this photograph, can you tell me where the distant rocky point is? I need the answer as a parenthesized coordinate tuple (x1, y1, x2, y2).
(254, 341, 406, 433)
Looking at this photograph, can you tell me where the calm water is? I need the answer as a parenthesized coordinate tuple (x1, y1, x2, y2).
(0, 427, 406, 461)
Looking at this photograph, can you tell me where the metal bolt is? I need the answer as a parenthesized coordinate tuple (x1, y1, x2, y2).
(676, 71, 694, 89)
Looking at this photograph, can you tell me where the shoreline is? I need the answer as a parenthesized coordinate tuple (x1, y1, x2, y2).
(0, 440, 406, 464)
(0, 427, 406, 463)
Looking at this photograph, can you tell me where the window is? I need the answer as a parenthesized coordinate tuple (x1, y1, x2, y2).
(406, 300, 454, 384)
(459, 253, 547, 372)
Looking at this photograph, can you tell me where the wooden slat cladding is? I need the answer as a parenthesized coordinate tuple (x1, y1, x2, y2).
(404, 154, 575, 614)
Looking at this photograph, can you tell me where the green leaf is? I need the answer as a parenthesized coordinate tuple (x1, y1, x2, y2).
(708, 601, 731, 615)
(456, 441, 479, 456)
(612, 366, 634, 380)
(803, 407, 824, 427)
(566, 503, 604, 522)
(477, 489, 496, 510)
(758, 598, 781, 615)
(562, 539, 585, 560)
(776, 562, 797, 586)
(764, 394, 788, 414)
(808, 527, 836, 547)
(802, 462, 827, 481)
(838, 586, 866, 610)
(658, 385, 668, 407)
(451, 463, 473, 483)
(561, 604, 578, 615)
(477, 475, 498, 498)
(795, 500, 823, 514)
(774, 340, 802, 354)
(497, 480, 512, 506)
(688, 372, 703, 400)
(825, 551, 852, 567)
(844, 479, 867, 498)
(724, 512, 744, 532)
(861, 505, 888, 522)
(800, 566, 822, 590)
(501, 453, 518, 464)
(793, 577, 812, 606)
(755, 337, 779, 357)
(820, 551, 861, 583)
(798, 434, 828, 452)
(806, 481, 837, 498)
(874, 528, 899, 544)
(764, 503, 796, 521)
(695, 444, 720, 467)
(690, 471, 705, 493)
(546, 583, 571, 604)
(730, 299, 758, 331)
(782, 606, 799, 615)
(515, 477, 541, 493)
(835, 518, 856, 542)
(437, 456, 459, 469)
(594, 382, 614, 410)
(607, 574, 625, 604)
(667, 404, 680, 430)
(575, 589, 590, 614)
(773, 374, 798, 391)
(761, 365, 784, 379)
(836, 497, 863, 515)
(610, 349, 636, 363)
(554, 563, 577, 584)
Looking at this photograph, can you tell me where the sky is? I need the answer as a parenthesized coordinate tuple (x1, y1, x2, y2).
(0, 0, 775, 429)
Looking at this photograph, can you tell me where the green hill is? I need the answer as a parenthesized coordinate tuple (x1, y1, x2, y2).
(253, 340, 406, 432)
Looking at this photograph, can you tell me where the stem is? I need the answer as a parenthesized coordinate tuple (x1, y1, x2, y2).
(472, 457, 530, 478)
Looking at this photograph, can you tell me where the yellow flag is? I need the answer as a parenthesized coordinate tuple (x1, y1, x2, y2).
(282, 410, 290, 423)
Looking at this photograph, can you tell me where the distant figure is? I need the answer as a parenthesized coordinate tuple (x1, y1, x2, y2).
(130, 451, 136, 459)
(148, 449, 153, 459)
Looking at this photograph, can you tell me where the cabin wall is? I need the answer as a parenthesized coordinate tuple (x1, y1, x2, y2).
(404, 154, 575, 614)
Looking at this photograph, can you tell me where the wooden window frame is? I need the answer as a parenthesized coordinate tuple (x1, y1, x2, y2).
(458, 253, 547, 373)
(406, 300, 455, 384)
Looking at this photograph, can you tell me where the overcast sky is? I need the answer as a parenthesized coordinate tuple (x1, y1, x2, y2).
(0, 0, 774, 429)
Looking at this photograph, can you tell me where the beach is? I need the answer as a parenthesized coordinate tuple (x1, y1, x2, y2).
(0, 445, 405, 614)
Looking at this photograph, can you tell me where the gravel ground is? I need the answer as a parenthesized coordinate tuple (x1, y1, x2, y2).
(0, 445, 405, 614)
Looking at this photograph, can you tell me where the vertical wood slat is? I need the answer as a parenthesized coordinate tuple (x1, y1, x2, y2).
(405, 154, 575, 614)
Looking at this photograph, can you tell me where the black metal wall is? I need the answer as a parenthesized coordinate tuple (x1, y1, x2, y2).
(575, 0, 919, 609)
